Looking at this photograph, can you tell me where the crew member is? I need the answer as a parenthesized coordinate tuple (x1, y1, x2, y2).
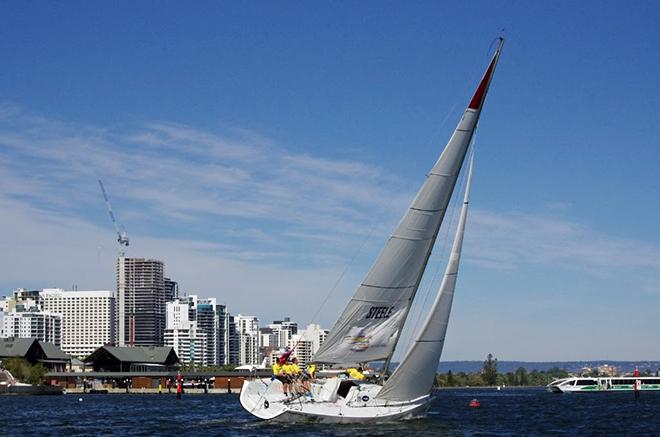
(306, 362, 317, 380)
(272, 356, 291, 397)
(284, 358, 303, 395)
(346, 367, 366, 381)
(291, 357, 311, 393)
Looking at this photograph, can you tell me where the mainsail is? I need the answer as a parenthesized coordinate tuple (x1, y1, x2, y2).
(377, 151, 474, 401)
(313, 39, 504, 365)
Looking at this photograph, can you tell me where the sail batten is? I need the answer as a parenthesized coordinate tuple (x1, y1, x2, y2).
(312, 39, 503, 366)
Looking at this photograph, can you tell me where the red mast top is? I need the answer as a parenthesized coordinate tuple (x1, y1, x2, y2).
(468, 38, 504, 110)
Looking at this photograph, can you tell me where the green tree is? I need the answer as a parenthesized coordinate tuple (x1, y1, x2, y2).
(546, 367, 569, 379)
(447, 370, 455, 387)
(4, 357, 30, 381)
(482, 353, 498, 385)
(515, 367, 528, 386)
(3, 358, 46, 385)
(27, 363, 47, 385)
(467, 373, 485, 386)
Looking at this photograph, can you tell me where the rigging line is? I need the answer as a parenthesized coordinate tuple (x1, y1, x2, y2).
(486, 36, 502, 59)
(306, 220, 379, 330)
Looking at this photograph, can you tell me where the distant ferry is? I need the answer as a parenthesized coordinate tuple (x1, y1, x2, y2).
(548, 377, 660, 393)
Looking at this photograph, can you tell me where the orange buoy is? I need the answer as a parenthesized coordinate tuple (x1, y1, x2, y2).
(469, 398, 481, 408)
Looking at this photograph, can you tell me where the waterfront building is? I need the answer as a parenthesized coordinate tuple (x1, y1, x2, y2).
(1, 311, 62, 346)
(41, 288, 116, 358)
(0, 337, 71, 371)
(116, 257, 165, 347)
(84, 345, 179, 372)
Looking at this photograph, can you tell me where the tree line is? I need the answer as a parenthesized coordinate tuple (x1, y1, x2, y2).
(435, 353, 570, 387)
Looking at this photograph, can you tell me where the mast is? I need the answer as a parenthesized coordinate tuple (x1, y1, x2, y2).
(380, 38, 504, 376)
(313, 38, 503, 367)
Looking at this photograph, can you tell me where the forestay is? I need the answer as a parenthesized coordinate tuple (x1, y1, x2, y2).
(313, 40, 503, 366)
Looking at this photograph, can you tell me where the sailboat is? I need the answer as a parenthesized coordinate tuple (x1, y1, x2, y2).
(240, 38, 504, 423)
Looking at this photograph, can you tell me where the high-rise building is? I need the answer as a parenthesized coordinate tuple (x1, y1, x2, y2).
(232, 314, 260, 366)
(215, 304, 228, 365)
(164, 277, 179, 302)
(288, 324, 328, 366)
(164, 299, 208, 366)
(0, 288, 62, 346)
(1, 288, 42, 313)
(2, 312, 62, 346)
(169, 295, 224, 366)
(259, 327, 279, 364)
(195, 297, 218, 365)
(41, 288, 116, 358)
(227, 314, 239, 366)
(268, 317, 298, 350)
(116, 257, 165, 347)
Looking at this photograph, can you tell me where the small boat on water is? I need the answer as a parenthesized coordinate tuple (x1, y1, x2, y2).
(548, 376, 660, 393)
(240, 38, 505, 423)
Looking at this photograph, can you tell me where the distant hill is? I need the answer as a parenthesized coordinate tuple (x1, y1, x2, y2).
(438, 361, 660, 374)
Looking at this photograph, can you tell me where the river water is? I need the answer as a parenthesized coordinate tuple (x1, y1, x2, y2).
(4, 387, 659, 435)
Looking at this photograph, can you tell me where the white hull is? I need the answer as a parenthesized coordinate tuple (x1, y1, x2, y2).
(548, 377, 660, 393)
(240, 378, 431, 423)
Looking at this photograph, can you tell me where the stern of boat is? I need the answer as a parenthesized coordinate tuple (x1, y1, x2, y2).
(239, 378, 289, 420)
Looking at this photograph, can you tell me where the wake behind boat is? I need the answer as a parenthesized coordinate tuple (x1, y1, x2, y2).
(240, 38, 505, 423)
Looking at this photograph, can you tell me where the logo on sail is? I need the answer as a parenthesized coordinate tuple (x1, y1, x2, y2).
(365, 306, 394, 319)
(349, 333, 370, 351)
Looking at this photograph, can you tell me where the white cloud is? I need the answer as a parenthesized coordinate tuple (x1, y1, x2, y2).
(466, 209, 660, 274)
(2, 107, 660, 359)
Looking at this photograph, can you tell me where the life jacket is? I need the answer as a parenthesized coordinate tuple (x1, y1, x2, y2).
(347, 368, 365, 380)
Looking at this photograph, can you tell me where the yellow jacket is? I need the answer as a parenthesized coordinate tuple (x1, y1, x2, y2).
(272, 362, 284, 375)
(284, 363, 301, 375)
(347, 368, 365, 380)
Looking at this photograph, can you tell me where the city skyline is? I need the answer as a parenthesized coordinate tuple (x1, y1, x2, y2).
(0, 282, 327, 367)
(1, 2, 660, 361)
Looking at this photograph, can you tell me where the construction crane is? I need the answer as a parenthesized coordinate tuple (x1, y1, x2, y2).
(98, 180, 130, 251)
(99, 179, 134, 346)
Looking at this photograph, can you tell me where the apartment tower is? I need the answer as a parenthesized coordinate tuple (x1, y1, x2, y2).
(116, 257, 165, 347)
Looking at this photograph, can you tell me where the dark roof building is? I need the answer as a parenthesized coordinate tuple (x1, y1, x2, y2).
(84, 346, 179, 372)
(0, 337, 71, 371)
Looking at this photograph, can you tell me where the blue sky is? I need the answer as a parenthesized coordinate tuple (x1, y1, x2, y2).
(1, 1, 659, 361)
